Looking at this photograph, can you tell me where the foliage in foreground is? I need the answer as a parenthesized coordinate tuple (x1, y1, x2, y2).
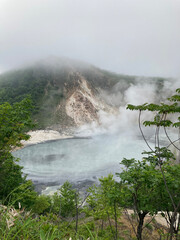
(0, 97, 37, 206)
(0, 172, 178, 240)
(127, 88, 180, 240)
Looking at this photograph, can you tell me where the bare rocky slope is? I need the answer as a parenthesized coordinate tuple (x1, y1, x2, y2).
(0, 56, 167, 132)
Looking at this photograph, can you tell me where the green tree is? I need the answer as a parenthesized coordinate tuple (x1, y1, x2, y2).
(32, 195, 51, 214)
(51, 181, 78, 218)
(127, 88, 180, 240)
(0, 97, 34, 154)
(117, 157, 180, 240)
(0, 97, 36, 206)
(153, 162, 180, 237)
(86, 175, 121, 240)
(9, 180, 37, 210)
(118, 158, 156, 240)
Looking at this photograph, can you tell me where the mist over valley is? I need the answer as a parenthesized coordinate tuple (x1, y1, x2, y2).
(0, 56, 177, 191)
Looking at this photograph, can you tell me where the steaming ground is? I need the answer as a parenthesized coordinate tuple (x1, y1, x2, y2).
(77, 78, 179, 137)
(13, 79, 179, 193)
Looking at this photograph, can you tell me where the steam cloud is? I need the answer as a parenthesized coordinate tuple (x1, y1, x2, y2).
(76, 78, 179, 138)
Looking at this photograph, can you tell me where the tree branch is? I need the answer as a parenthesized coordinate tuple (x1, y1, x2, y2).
(138, 110, 154, 152)
(163, 114, 180, 151)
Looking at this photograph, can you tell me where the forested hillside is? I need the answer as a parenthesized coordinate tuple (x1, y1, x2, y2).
(0, 57, 167, 130)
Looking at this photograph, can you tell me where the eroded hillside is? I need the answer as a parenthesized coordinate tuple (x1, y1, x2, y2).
(0, 57, 168, 131)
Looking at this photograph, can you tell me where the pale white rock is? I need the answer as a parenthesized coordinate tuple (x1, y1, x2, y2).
(21, 130, 72, 146)
(65, 75, 117, 126)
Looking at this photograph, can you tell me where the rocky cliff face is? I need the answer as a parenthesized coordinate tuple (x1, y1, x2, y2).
(56, 71, 117, 128)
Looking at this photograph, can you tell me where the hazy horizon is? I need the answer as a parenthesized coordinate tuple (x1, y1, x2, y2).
(0, 0, 180, 78)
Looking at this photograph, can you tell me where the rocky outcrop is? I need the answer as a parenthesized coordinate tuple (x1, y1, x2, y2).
(63, 72, 117, 126)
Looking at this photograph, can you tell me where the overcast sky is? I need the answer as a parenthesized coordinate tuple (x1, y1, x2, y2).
(0, 0, 180, 77)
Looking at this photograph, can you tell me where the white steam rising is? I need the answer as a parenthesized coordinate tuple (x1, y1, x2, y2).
(76, 78, 179, 137)
(124, 83, 156, 105)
